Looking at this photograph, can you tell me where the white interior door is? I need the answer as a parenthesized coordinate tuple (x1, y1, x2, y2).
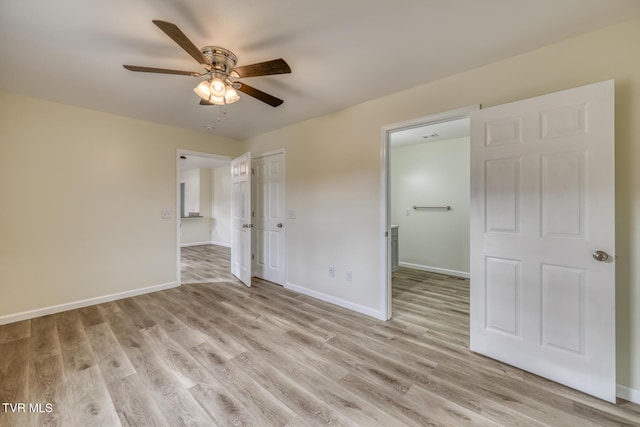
(470, 80, 615, 402)
(231, 152, 252, 286)
(253, 152, 286, 285)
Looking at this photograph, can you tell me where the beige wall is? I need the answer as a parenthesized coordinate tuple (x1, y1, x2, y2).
(391, 137, 470, 275)
(180, 168, 214, 245)
(0, 93, 242, 319)
(212, 165, 232, 246)
(246, 18, 640, 390)
(180, 168, 200, 216)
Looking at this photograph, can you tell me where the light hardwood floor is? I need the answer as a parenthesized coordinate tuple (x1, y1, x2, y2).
(1, 245, 639, 426)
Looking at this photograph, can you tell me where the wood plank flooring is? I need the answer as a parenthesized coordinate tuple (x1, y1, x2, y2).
(1, 244, 639, 426)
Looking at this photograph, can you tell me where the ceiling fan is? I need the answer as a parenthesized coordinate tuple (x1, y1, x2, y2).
(123, 20, 291, 107)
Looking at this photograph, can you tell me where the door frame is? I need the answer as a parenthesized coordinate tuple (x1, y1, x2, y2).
(379, 105, 479, 320)
(176, 149, 232, 286)
(252, 148, 287, 285)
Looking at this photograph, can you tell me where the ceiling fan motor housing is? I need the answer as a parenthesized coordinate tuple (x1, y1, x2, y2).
(201, 46, 238, 77)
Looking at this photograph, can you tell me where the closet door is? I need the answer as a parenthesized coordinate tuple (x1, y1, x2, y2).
(253, 152, 286, 285)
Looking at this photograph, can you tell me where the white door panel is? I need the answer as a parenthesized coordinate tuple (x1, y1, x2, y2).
(470, 80, 615, 402)
(231, 152, 252, 286)
(253, 152, 286, 285)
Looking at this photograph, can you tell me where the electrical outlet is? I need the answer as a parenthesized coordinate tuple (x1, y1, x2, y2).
(405, 209, 411, 216)
(346, 270, 353, 281)
(289, 210, 296, 219)
(161, 209, 172, 219)
(329, 267, 335, 278)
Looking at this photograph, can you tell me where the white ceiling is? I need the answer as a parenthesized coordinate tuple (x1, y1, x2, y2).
(1, 1, 639, 141)
(390, 118, 470, 148)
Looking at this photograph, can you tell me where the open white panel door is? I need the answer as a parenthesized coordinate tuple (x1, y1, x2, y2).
(470, 80, 615, 402)
(231, 152, 252, 287)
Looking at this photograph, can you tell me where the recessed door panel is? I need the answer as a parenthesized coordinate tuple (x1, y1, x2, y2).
(541, 152, 586, 238)
(541, 264, 585, 355)
(269, 183, 280, 220)
(485, 117, 522, 146)
(485, 158, 520, 233)
(269, 230, 280, 269)
(485, 257, 520, 336)
(541, 104, 587, 139)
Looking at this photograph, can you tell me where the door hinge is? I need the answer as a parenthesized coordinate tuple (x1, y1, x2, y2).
(385, 231, 389, 237)
(251, 168, 255, 175)
(252, 254, 255, 260)
(252, 211, 255, 218)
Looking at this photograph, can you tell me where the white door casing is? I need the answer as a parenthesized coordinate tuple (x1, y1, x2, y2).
(231, 152, 252, 286)
(253, 151, 286, 285)
(470, 80, 615, 402)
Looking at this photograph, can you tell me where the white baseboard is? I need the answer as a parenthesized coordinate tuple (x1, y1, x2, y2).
(0, 281, 179, 325)
(399, 262, 470, 279)
(180, 241, 231, 248)
(180, 241, 213, 247)
(285, 282, 385, 320)
(617, 384, 640, 404)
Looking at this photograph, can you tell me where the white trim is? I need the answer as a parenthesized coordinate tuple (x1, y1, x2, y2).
(178, 149, 233, 161)
(253, 148, 285, 160)
(617, 384, 640, 404)
(285, 282, 385, 320)
(399, 262, 470, 279)
(180, 241, 214, 248)
(379, 123, 392, 320)
(380, 105, 479, 321)
(0, 281, 179, 325)
(180, 241, 231, 248)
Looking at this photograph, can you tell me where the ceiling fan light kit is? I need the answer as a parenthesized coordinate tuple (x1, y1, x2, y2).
(193, 77, 235, 105)
(123, 20, 291, 114)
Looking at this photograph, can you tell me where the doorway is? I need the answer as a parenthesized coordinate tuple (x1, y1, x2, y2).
(177, 149, 287, 288)
(176, 150, 232, 286)
(380, 106, 478, 320)
(389, 117, 471, 278)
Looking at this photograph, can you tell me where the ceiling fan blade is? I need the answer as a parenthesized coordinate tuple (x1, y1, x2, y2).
(123, 65, 202, 76)
(152, 20, 210, 66)
(232, 58, 291, 78)
(235, 82, 284, 107)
